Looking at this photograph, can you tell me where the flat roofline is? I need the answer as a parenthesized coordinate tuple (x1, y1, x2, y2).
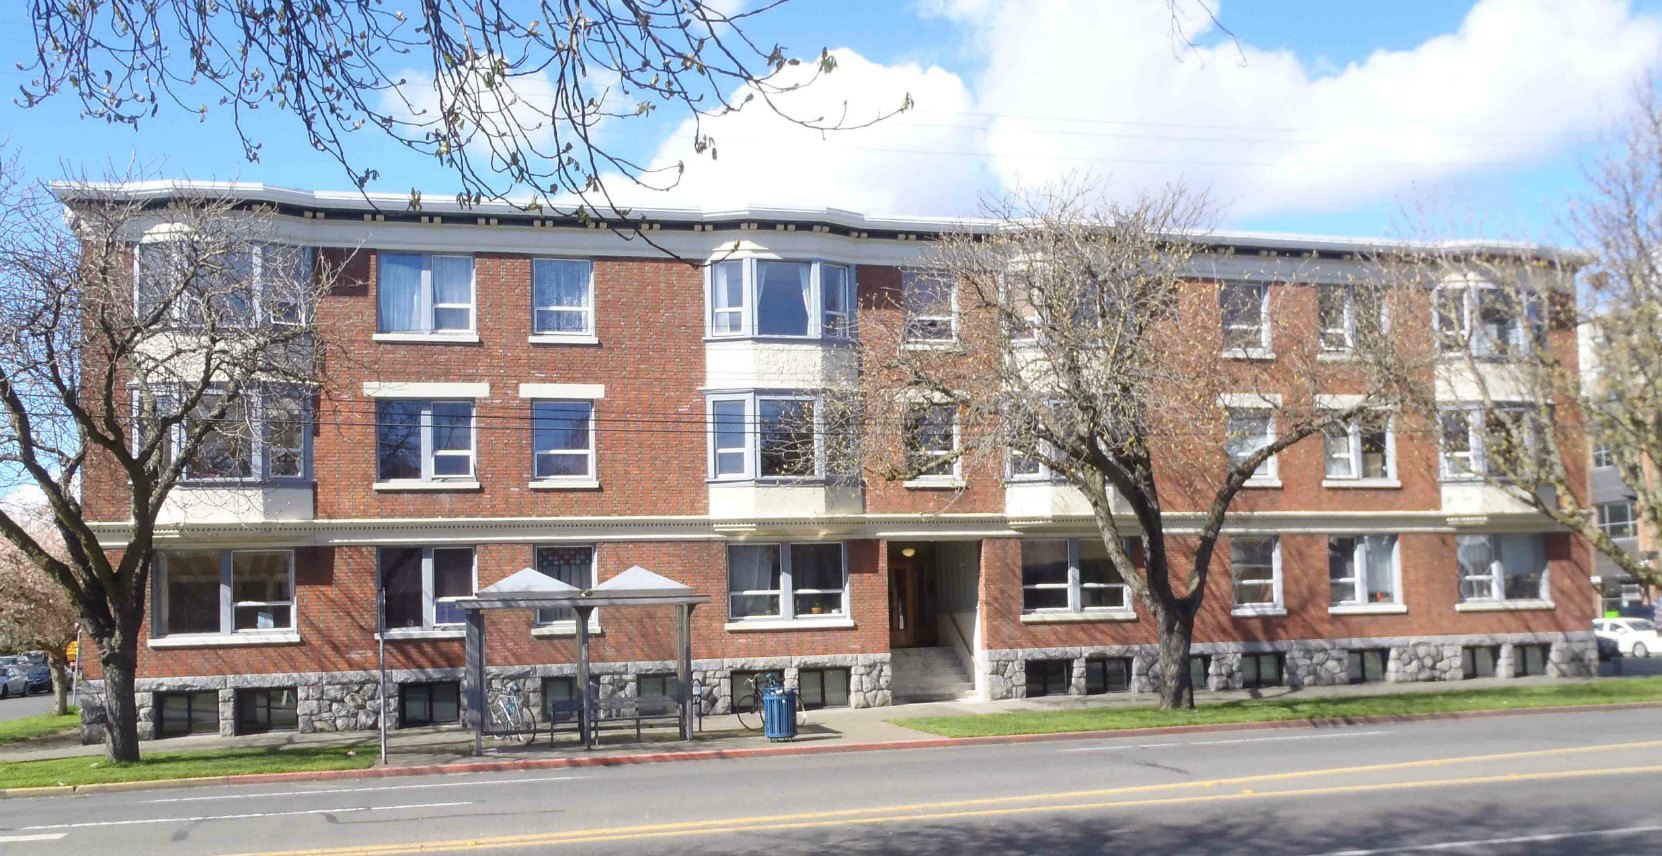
(49, 179, 1581, 262)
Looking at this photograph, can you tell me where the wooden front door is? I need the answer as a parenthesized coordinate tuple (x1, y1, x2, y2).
(889, 546, 938, 648)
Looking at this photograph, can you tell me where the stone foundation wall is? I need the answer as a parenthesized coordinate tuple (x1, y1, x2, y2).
(981, 631, 1598, 700)
(76, 653, 891, 743)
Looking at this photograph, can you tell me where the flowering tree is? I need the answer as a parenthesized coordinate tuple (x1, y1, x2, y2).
(0, 504, 77, 715)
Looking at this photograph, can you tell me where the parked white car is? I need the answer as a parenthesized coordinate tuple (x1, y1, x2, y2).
(1594, 618, 1662, 658)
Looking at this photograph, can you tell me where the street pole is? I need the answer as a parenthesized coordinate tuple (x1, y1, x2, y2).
(377, 587, 388, 766)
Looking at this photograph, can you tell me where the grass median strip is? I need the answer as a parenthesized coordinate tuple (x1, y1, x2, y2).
(0, 708, 79, 747)
(0, 744, 374, 790)
(891, 677, 1662, 738)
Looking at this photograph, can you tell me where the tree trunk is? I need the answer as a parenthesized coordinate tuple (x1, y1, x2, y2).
(47, 651, 69, 717)
(97, 630, 142, 763)
(1156, 606, 1197, 710)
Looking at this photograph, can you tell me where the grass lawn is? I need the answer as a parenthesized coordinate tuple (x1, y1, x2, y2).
(0, 744, 375, 790)
(0, 708, 80, 746)
(893, 677, 1662, 738)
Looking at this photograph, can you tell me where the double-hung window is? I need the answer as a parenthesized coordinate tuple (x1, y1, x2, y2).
(135, 242, 314, 328)
(376, 400, 475, 482)
(145, 387, 312, 483)
(1219, 283, 1269, 355)
(706, 393, 822, 481)
(531, 258, 594, 337)
(1021, 538, 1134, 613)
(727, 543, 846, 621)
(531, 401, 595, 481)
(1597, 501, 1637, 539)
(1434, 280, 1542, 358)
(1324, 412, 1394, 482)
(155, 549, 295, 637)
(1438, 405, 1536, 480)
(902, 270, 956, 343)
(1225, 408, 1277, 482)
(1592, 444, 1615, 469)
(377, 253, 475, 335)
(706, 259, 854, 339)
(532, 545, 596, 625)
(1316, 284, 1384, 353)
(1328, 535, 1399, 606)
(379, 546, 475, 631)
(904, 403, 959, 482)
(1230, 536, 1282, 613)
(1456, 534, 1548, 602)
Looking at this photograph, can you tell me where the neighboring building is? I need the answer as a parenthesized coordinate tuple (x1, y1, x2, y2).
(72, 184, 1597, 741)
(1581, 327, 1658, 614)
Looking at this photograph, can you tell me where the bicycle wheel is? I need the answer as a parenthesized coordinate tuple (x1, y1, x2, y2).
(515, 705, 537, 745)
(734, 692, 762, 731)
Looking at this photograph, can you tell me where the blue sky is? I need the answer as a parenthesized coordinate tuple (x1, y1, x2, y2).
(2, 0, 1659, 242)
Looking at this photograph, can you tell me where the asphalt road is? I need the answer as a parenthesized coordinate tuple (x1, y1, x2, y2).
(5, 708, 1662, 855)
(0, 690, 56, 722)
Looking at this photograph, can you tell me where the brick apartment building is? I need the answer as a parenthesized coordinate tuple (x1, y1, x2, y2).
(73, 183, 1596, 741)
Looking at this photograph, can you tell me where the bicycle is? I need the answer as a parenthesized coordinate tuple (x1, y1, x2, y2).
(486, 681, 537, 745)
(733, 673, 809, 732)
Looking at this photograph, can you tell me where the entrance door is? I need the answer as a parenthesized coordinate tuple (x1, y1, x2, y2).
(889, 544, 938, 648)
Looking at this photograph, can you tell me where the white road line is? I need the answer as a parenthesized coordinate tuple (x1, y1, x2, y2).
(142, 774, 586, 803)
(1060, 730, 1395, 752)
(0, 833, 67, 843)
(17, 800, 475, 831)
(1309, 823, 1662, 855)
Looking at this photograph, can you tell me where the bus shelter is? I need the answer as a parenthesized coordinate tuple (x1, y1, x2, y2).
(452, 565, 709, 754)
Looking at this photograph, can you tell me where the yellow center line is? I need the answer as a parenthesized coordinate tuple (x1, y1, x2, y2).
(224, 739, 1662, 856)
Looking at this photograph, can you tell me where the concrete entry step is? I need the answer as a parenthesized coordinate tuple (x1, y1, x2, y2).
(891, 646, 974, 703)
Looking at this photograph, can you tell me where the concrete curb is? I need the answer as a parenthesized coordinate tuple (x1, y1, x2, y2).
(5, 699, 1659, 799)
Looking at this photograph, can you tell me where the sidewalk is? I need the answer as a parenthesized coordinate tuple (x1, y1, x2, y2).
(0, 672, 1637, 768)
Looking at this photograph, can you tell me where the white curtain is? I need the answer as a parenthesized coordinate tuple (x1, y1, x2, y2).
(728, 546, 779, 592)
(1363, 536, 1395, 600)
(378, 253, 426, 332)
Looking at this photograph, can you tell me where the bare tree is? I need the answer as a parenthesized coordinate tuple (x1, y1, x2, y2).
(858, 181, 1425, 709)
(0, 501, 78, 715)
(0, 154, 335, 761)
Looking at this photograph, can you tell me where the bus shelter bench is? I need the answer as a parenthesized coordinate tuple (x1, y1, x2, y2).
(592, 695, 683, 741)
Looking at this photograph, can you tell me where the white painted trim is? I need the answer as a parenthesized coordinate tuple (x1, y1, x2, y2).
(1328, 603, 1409, 615)
(1020, 610, 1138, 624)
(377, 628, 466, 641)
(1221, 348, 1275, 361)
(529, 621, 603, 638)
(362, 382, 490, 398)
(1242, 478, 1284, 490)
(147, 631, 301, 649)
(1455, 600, 1556, 612)
(1314, 394, 1369, 410)
(373, 480, 482, 492)
(1322, 479, 1403, 490)
(528, 479, 602, 491)
(1230, 606, 1288, 618)
(903, 477, 966, 490)
(724, 617, 855, 632)
(1218, 392, 1283, 408)
(527, 334, 601, 346)
(518, 383, 606, 400)
(371, 332, 481, 345)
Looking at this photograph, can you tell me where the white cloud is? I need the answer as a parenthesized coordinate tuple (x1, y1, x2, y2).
(618, 0, 1662, 223)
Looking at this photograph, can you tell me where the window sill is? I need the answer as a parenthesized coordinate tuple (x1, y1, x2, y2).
(528, 334, 600, 346)
(528, 479, 601, 491)
(901, 340, 960, 351)
(373, 480, 482, 492)
(372, 332, 481, 345)
(378, 628, 466, 641)
(1455, 600, 1555, 612)
(703, 335, 856, 345)
(1329, 603, 1408, 615)
(724, 617, 855, 632)
(1221, 348, 1275, 361)
(1231, 606, 1287, 618)
(1317, 351, 1358, 362)
(148, 631, 301, 649)
(1242, 478, 1283, 490)
(1021, 610, 1137, 624)
(1322, 478, 1402, 490)
(903, 477, 965, 490)
(530, 623, 603, 638)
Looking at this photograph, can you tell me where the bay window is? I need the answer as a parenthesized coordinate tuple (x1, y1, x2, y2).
(155, 550, 296, 637)
(379, 546, 476, 631)
(135, 241, 314, 327)
(706, 392, 823, 481)
(377, 253, 475, 335)
(1597, 501, 1637, 539)
(1324, 413, 1394, 482)
(1439, 405, 1537, 480)
(1328, 535, 1399, 606)
(531, 258, 594, 336)
(706, 259, 854, 339)
(1434, 280, 1542, 358)
(1456, 534, 1548, 602)
(1230, 536, 1282, 613)
(1021, 538, 1133, 613)
(727, 542, 847, 621)
(376, 400, 475, 482)
(141, 386, 311, 483)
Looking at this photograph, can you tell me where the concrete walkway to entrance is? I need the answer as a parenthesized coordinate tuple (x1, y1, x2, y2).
(6, 669, 1654, 769)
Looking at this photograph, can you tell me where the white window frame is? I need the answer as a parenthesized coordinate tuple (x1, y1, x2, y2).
(1438, 404, 1534, 481)
(1219, 282, 1270, 357)
(530, 399, 597, 484)
(1323, 413, 1396, 483)
(705, 392, 825, 482)
(1433, 278, 1542, 359)
(530, 257, 596, 339)
(137, 386, 313, 484)
(902, 269, 958, 344)
(726, 542, 849, 623)
(1327, 534, 1401, 607)
(375, 252, 477, 336)
(705, 258, 855, 341)
(1020, 538, 1134, 614)
(154, 549, 297, 638)
(133, 241, 314, 328)
(375, 399, 477, 483)
(1230, 535, 1283, 615)
(904, 402, 961, 486)
(1456, 533, 1550, 603)
(530, 544, 598, 629)
(1316, 283, 1386, 353)
(1226, 407, 1278, 484)
(378, 546, 477, 633)
(1597, 501, 1638, 539)
(1592, 444, 1615, 469)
